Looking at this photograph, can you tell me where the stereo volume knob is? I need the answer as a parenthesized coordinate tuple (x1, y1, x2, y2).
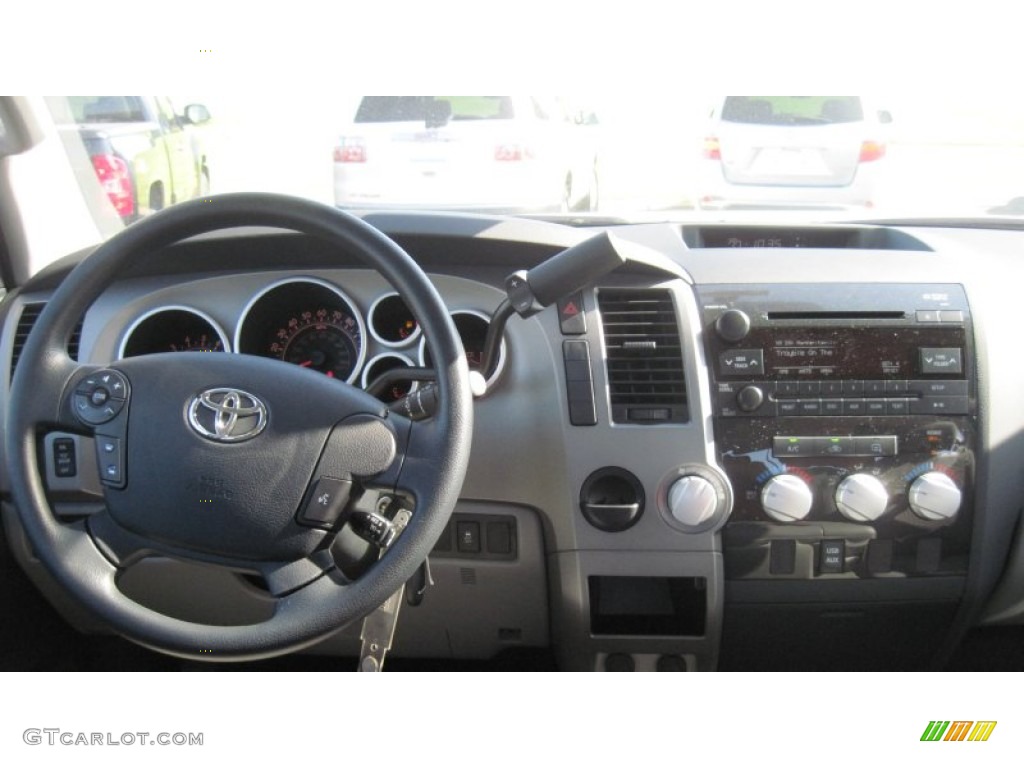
(714, 309, 751, 343)
(668, 476, 719, 528)
(761, 474, 813, 522)
(908, 471, 962, 521)
(835, 474, 889, 522)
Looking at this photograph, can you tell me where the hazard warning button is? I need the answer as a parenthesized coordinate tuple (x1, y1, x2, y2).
(557, 291, 587, 335)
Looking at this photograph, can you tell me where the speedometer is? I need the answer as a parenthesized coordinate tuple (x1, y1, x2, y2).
(272, 309, 361, 380)
(236, 278, 366, 384)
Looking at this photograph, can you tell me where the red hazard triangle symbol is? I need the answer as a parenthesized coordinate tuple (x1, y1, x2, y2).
(562, 301, 579, 316)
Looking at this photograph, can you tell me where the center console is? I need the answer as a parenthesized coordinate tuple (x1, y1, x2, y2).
(697, 283, 976, 669)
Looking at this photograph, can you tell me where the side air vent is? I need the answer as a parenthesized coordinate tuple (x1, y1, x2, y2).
(10, 303, 83, 380)
(597, 289, 688, 424)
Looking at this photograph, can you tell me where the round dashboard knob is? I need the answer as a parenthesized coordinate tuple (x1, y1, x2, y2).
(736, 385, 764, 412)
(908, 471, 962, 521)
(668, 476, 719, 528)
(714, 309, 751, 343)
(761, 474, 813, 522)
(835, 473, 889, 522)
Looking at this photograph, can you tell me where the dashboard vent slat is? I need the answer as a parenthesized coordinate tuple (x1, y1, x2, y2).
(598, 289, 688, 424)
(10, 303, 83, 381)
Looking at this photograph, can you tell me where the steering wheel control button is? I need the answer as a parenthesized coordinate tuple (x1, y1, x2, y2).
(93, 435, 124, 488)
(52, 438, 78, 478)
(820, 540, 845, 574)
(73, 369, 129, 426)
(298, 477, 352, 528)
(187, 388, 268, 442)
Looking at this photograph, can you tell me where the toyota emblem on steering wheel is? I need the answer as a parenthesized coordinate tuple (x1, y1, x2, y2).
(187, 388, 268, 442)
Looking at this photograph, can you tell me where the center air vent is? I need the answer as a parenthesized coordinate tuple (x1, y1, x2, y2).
(597, 289, 687, 424)
(10, 303, 83, 380)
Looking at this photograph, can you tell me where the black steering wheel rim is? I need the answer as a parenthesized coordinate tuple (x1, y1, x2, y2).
(4, 192, 473, 660)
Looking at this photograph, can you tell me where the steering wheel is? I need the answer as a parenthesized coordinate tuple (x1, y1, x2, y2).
(4, 193, 473, 660)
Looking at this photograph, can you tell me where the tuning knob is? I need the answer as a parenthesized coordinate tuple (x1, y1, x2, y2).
(835, 473, 889, 522)
(761, 474, 813, 522)
(714, 309, 751, 342)
(908, 471, 962, 521)
(668, 476, 719, 528)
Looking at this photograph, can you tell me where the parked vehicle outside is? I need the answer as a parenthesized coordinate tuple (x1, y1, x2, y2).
(699, 96, 891, 210)
(333, 96, 600, 213)
(55, 96, 212, 222)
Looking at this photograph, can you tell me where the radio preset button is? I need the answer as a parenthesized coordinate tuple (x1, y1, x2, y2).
(864, 381, 887, 396)
(776, 381, 799, 397)
(885, 380, 909, 394)
(843, 380, 865, 396)
(798, 381, 821, 396)
(821, 381, 844, 396)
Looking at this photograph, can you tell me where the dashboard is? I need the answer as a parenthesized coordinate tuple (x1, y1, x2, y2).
(2, 212, 1024, 671)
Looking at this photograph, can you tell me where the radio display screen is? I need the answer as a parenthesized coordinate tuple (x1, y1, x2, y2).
(762, 328, 964, 379)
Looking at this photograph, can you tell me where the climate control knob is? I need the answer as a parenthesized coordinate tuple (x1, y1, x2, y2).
(908, 471, 962, 521)
(761, 474, 813, 522)
(835, 474, 889, 522)
(668, 476, 719, 528)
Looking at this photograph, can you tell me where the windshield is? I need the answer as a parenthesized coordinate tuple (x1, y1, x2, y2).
(6, 90, 1024, 278)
